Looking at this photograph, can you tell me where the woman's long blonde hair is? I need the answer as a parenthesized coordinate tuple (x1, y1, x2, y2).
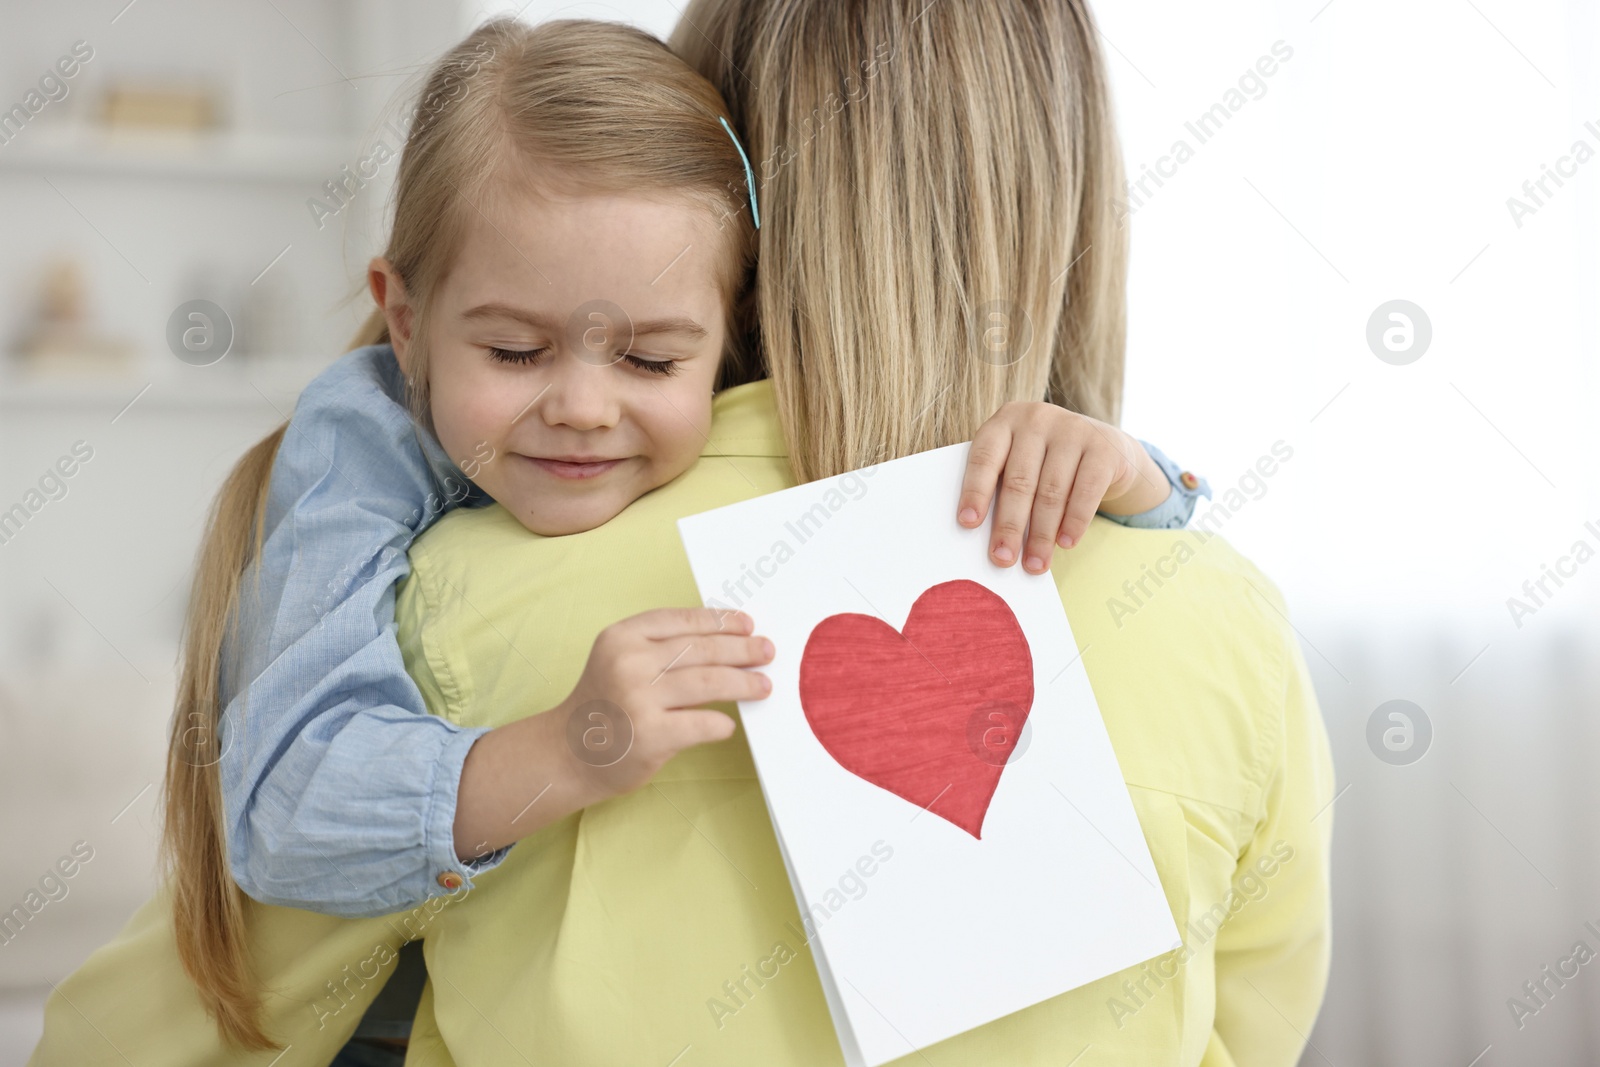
(670, 0, 1128, 482)
(160, 18, 756, 1050)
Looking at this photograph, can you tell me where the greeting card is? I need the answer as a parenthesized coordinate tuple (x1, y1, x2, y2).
(678, 444, 1179, 1067)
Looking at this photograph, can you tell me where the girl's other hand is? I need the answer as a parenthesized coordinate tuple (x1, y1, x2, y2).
(557, 608, 773, 799)
(957, 402, 1170, 575)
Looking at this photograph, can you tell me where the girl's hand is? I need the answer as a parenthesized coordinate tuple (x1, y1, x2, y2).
(556, 608, 773, 799)
(957, 402, 1170, 574)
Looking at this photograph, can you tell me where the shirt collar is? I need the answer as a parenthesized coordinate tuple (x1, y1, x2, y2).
(706, 378, 786, 459)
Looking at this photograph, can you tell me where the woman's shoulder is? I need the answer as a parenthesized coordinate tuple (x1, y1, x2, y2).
(1057, 519, 1305, 819)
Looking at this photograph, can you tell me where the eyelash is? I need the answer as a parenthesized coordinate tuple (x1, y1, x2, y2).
(487, 347, 679, 376)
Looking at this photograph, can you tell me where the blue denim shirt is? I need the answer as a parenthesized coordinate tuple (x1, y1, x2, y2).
(219, 345, 506, 918)
(219, 344, 1211, 917)
(1127, 439, 1213, 528)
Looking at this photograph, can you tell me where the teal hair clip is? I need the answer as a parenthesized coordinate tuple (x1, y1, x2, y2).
(719, 115, 760, 230)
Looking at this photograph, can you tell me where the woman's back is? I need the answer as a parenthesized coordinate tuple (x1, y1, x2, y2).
(395, 378, 1333, 1066)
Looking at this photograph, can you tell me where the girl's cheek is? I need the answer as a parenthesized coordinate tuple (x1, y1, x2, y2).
(459, 406, 510, 462)
(650, 390, 713, 471)
(427, 396, 493, 470)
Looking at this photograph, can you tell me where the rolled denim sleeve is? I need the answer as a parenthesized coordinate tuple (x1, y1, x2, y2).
(217, 346, 508, 918)
(1099, 439, 1212, 531)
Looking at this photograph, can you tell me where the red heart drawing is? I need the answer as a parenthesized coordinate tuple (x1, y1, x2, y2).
(798, 579, 1034, 838)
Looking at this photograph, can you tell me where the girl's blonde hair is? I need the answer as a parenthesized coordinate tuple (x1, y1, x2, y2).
(161, 18, 756, 1050)
(670, 0, 1128, 482)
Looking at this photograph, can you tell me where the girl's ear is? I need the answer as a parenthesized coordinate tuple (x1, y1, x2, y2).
(368, 257, 416, 370)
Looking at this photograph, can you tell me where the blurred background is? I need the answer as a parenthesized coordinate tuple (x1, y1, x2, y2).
(0, 0, 1594, 1063)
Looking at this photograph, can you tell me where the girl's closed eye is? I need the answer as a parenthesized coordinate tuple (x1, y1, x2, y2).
(488, 346, 548, 365)
(487, 346, 678, 376)
(620, 354, 679, 376)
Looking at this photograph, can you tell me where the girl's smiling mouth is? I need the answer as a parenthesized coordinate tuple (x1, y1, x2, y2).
(520, 454, 626, 479)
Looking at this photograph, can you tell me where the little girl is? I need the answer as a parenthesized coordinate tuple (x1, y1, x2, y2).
(158, 16, 1211, 1054)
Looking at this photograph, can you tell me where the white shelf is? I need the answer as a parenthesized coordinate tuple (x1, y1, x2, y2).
(0, 358, 327, 411)
(0, 128, 358, 183)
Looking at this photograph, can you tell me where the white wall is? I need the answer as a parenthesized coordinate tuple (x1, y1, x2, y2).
(1096, 0, 1600, 1062)
(0, 0, 470, 1049)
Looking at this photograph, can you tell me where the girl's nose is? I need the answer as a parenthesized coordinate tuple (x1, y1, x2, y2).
(538, 352, 621, 431)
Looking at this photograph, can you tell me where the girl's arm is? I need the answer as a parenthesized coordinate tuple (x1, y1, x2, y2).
(217, 345, 506, 918)
(1108, 439, 1214, 529)
(957, 402, 1212, 573)
(222, 349, 771, 917)
(449, 608, 771, 857)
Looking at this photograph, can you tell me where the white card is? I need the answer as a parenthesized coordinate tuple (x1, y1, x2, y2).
(678, 443, 1180, 1066)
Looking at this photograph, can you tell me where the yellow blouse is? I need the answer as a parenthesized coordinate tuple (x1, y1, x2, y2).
(29, 379, 1333, 1066)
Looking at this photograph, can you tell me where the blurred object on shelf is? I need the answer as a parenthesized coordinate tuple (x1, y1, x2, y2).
(101, 82, 221, 132)
(8, 259, 136, 377)
(14, 602, 62, 667)
(176, 260, 232, 313)
(0, 126, 355, 182)
(236, 268, 304, 359)
(174, 259, 304, 363)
